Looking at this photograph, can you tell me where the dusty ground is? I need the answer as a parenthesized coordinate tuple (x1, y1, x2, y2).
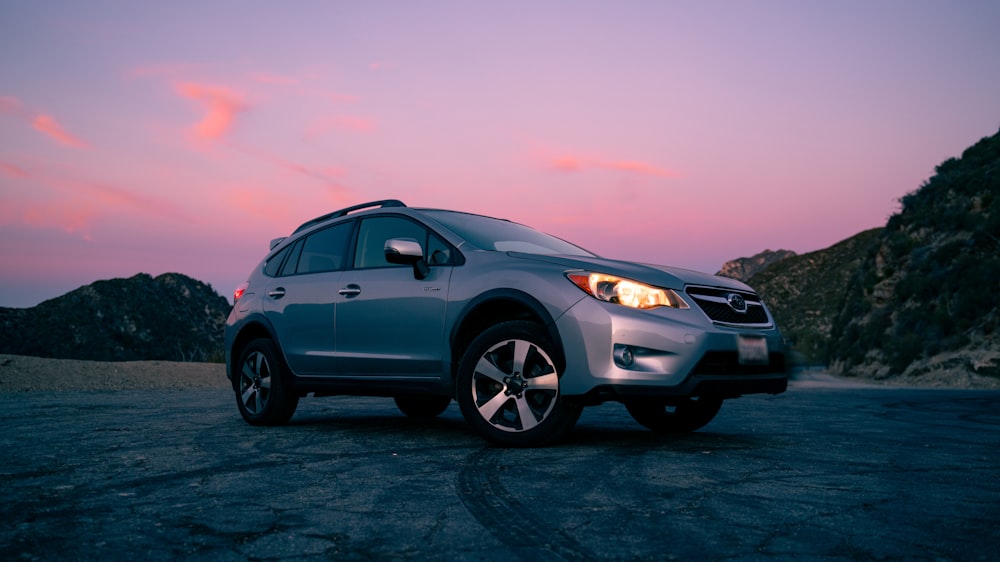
(0, 354, 229, 392)
(2, 353, 997, 393)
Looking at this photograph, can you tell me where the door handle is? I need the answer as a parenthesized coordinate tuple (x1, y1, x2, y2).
(338, 284, 362, 297)
(267, 288, 286, 299)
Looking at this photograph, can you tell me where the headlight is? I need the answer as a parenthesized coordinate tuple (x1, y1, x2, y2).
(566, 272, 689, 310)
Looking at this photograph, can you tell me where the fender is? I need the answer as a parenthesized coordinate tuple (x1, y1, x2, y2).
(449, 288, 566, 372)
(226, 312, 282, 380)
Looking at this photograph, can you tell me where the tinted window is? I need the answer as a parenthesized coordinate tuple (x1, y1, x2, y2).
(426, 233, 453, 265)
(264, 246, 290, 277)
(279, 239, 304, 276)
(354, 216, 428, 269)
(353, 216, 455, 269)
(296, 222, 353, 274)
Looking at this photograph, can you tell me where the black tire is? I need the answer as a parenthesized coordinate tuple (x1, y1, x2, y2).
(625, 396, 723, 433)
(394, 395, 452, 418)
(456, 321, 581, 447)
(234, 338, 299, 426)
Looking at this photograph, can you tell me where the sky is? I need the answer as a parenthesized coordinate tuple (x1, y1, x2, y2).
(1, 1, 999, 308)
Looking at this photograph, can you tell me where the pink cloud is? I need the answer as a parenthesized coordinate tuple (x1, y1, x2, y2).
(246, 70, 360, 102)
(324, 166, 347, 178)
(75, 182, 183, 219)
(0, 161, 29, 178)
(225, 183, 354, 232)
(550, 156, 583, 172)
(175, 82, 248, 140)
(369, 61, 397, 72)
(542, 151, 679, 179)
(0, 168, 187, 239)
(227, 187, 295, 224)
(0, 95, 23, 114)
(21, 203, 97, 239)
(32, 114, 88, 148)
(1, 96, 89, 148)
(226, 142, 348, 187)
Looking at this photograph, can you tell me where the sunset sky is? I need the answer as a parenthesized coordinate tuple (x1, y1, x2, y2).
(2, 1, 998, 308)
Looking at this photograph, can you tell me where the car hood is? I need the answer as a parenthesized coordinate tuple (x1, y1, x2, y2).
(507, 252, 755, 292)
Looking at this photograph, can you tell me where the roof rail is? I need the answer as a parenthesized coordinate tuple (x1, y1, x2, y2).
(292, 199, 407, 233)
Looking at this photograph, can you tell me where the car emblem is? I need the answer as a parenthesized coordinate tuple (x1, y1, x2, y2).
(727, 293, 747, 313)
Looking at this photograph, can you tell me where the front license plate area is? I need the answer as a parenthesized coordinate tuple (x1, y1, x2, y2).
(737, 335, 769, 365)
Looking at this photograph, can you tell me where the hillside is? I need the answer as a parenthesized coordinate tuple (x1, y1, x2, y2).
(827, 129, 1000, 383)
(741, 228, 883, 366)
(0, 273, 230, 362)
(717, 249, 797, 282)
(720, 128, 1000, 387)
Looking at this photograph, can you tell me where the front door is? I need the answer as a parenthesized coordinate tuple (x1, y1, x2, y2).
(334, 215, 454, 379)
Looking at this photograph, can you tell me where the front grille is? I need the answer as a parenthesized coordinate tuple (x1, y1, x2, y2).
(685, 286, 771, 327)
(692, 351, 786, 376)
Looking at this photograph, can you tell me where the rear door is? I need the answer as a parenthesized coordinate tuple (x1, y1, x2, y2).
(263, 221, 354, 376)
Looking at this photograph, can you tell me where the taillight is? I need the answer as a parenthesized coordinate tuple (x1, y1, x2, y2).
(233, 282, 249, 302)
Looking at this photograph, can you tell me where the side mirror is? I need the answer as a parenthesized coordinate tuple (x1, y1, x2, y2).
(384, 238, 430, 280)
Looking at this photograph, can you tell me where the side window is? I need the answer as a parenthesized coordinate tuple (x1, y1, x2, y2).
(278, 239, 304, 276)
(296, 222, 353, 274)
(263, 246, 290, 277)
(427, 234, 452, 265)
(354, 216, 429, 269)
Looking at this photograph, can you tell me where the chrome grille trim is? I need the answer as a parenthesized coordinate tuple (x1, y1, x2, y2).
(684, 285, 773, 328)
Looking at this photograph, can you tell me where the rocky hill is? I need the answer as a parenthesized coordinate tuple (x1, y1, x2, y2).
(827, 129, 1000, 384)
(0, 273, 230, 362)
(738, 229, 883, 366)
(723, 128, 999, 387)
(717, 249, 797, 282)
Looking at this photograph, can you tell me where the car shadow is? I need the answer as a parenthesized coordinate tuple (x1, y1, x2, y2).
(280, 402, 773, 452)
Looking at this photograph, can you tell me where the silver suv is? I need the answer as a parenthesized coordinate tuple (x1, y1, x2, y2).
(225, 200, 786, 446)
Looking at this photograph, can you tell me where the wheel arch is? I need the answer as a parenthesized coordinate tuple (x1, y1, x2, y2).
(227, 316, 280, 381)
(449, 289, 566, 383)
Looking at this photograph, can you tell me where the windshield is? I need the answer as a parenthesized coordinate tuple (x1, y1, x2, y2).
(423, 210, 596, 257)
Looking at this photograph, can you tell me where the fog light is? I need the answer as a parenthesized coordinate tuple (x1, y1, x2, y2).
(614, 345, 635, 368)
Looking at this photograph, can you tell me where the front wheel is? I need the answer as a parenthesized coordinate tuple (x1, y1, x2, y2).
(625, 396, 722, 433)
(456, 321, 581, 447)
(234, 338, 299, 426)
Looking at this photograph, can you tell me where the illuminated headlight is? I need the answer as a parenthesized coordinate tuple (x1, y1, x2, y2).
(567, 273, 689, 310)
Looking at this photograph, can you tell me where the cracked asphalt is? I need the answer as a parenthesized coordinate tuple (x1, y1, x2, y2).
(3, 378, 999, 561)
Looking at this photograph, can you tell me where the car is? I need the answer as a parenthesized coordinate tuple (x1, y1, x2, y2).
(224, 199, 787, 446)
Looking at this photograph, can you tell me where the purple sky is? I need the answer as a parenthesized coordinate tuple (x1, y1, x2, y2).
(1, 1, 998, 307)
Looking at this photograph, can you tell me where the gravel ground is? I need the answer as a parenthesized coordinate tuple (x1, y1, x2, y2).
(0, 354, 229, 392)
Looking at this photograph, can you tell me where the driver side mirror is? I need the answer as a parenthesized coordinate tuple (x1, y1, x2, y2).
(384, 238, 430, 280)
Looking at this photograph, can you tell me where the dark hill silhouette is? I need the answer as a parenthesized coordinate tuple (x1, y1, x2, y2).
(0, 273, 229, 362)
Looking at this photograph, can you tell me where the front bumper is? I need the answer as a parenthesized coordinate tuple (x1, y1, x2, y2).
(555, 296, 787, 398)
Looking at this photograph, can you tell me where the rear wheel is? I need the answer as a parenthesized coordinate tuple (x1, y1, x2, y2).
(456, 321, 581, 447)
(394, 395, 452, 418)
(625, 396, 722, 433)
(234, 338, 299, 426)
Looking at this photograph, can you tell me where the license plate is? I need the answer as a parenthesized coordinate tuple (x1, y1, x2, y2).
(737, 335, 769, 365)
